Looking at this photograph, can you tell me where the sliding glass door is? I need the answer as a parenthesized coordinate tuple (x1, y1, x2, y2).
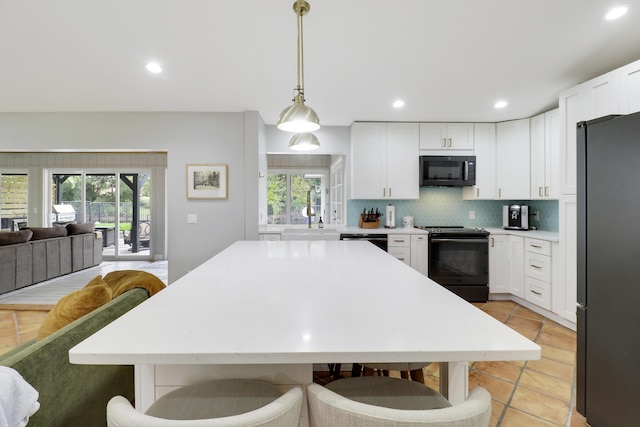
(49, 169, 152, 260)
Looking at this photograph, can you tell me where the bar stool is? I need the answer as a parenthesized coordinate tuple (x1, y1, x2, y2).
(107, 379, 303, 427)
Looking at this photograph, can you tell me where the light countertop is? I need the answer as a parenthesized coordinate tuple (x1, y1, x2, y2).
(70, 240, 539, 366)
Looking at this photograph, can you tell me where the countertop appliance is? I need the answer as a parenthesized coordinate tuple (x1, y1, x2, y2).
(385, 204, 395, 228)
(415, 225, 489, 302)
(577, 112, 640, 427)
(419, 156, 476, 187)
(502, 204, 529, 230)
(340, 233, 388, 252)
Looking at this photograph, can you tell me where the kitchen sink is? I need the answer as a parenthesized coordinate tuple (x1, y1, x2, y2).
(281, 228, 340, 241)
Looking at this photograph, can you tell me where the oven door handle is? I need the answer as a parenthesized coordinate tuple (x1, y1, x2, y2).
(430, 238, 488, 243)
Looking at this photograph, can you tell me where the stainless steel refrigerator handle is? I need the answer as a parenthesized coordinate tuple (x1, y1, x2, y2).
(463, 161, 469, 180)
(431, 238, 488, 243)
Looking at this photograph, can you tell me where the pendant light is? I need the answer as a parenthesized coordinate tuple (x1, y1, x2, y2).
(277, 0, 321, 134)
(289, 132, 320, 151)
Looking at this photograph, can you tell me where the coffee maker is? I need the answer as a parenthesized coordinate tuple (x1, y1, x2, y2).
(503, 204, 529, 230)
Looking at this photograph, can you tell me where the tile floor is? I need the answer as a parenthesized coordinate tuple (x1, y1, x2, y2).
(315, 300, 588, 427)
(1, 269, 587, 426)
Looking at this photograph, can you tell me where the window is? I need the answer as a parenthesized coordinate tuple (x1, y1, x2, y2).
(0, 173, 28, 230)
(267, 170, 327, 225)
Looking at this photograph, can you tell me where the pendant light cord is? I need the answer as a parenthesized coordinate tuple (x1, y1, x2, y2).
(296, 1, 305, 98)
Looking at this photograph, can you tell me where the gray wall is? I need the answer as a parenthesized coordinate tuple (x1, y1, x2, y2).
(0, 112, 262, 283)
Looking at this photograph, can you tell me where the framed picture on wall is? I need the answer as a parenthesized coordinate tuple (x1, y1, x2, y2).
(186, 164, 228, 200)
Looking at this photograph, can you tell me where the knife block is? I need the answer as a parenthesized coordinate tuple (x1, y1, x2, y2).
(359, 215, 380, 229)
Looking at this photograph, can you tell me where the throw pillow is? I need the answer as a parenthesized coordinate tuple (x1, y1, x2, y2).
(66, 222, 96, 235)
(25, 226, 67, 240)
(37, 277, 113, 340)
(102, 270, 166, 298)
(0, 230, 33, 246)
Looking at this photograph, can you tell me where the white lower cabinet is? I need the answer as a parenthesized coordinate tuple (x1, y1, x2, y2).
(489, 234, 524, 297)
(388, 234, 411, 266)
(489, 235, 509, 293)
(410, 234, 428, 276)
(524, 238, 552, 310)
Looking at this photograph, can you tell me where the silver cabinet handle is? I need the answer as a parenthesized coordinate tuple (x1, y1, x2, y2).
(491, 237, 495, 247)
(531, 290, 542, 296)
(530, 244, 542, 249)
(448, 138, 452, 147)
(530, 264, 542, 269)
(545, 186, 549, 197)
(499, 188, 502, 198)
(476, 188, 480, 197)
(442, 138, 446, 147)
(383, 188, 386, 197)
(389, 188, 392, 197)
(538, 187, 543, 197)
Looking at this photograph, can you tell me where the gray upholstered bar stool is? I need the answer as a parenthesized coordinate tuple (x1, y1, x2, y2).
(107, 379, 303, 427)
(307, 376, 491, 427)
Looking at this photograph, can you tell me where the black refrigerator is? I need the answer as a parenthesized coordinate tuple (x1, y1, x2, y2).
(577, 111, 640, 427)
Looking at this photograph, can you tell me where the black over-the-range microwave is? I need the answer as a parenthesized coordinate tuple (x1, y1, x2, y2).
(419, 155, 476, 187)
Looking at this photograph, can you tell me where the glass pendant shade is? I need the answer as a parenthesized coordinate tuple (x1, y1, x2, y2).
(289, 132, 320, 151)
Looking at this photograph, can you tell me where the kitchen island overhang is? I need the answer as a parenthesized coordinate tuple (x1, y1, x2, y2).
(70, 240, 540, 420)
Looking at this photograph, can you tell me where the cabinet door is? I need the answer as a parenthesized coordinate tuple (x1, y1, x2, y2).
(446, 123, 474, 150)
(419, 123, 448, 150)
(350, 123, 387, 199)
(419, 123, 473, 150)
(508, 235, 525, 298)
(619, 59, 640, 114)
(546, 109, 560, 199)
(559, 86, 586, 195)
(410, 235, 428, 276)
(530, 113, 546, 199)
(488, 234, 509, 293)
(463, 123, 496, 200)
(584, 70, 621, 120)
(496, 119, 530, 199)
(386, 123, 419, 199)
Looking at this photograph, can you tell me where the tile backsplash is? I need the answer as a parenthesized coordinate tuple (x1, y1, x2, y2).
(347, 187, 559, 231)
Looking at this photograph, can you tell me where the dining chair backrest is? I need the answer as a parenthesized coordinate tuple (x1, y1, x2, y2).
(307, 381, 491, 427)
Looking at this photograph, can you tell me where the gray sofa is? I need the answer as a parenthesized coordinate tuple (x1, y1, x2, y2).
(0, 224, 102, 296)
(0, 287, 150, 427)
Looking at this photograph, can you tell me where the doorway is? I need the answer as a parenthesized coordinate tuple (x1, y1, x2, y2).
(49, 169, 153, 260)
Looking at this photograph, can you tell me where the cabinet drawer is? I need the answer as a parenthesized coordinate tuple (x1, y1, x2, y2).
(388, 247, 410, 265)
(525, 277, 551, 310)
(525, 238, 551, 256)
(525, 252, 551, 282)
(388, 235, 410, 247)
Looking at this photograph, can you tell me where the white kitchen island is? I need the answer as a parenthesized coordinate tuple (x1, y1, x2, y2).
(70, 240, 540, 425)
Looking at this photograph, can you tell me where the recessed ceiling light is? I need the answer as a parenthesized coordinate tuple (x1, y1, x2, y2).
(604, 5, 628, 20)
(494, 100, 508, 109)
(392, 100, 405, 108)
(146, 62, 162, 74)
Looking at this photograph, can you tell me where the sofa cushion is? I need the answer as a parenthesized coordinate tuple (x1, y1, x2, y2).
(37, 276, 113, 340)
(103, 270, 166, 298)
(0, 230, 33, 246)
(25, 227, 67, 241)
(66, 222, 96, 235)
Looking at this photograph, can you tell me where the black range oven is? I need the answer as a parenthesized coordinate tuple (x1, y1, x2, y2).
(416, 226, 490, 302)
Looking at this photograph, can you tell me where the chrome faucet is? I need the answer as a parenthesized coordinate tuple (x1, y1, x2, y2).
(306, 190, 315, 228)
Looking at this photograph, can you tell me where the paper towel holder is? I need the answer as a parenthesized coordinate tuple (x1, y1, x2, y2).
(385, 204, 396, 228)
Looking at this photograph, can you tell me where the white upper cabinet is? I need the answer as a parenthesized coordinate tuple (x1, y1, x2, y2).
(496, 118, 530, 199)
(462, 123, 496, 200)
(585, 70, 622, 120)
(530, 109, 559, 199)
(619, 59, 640, 114)
(419, 123, 474, 152)
(350, 122, 419, 200)
(558, 85, 586, 195)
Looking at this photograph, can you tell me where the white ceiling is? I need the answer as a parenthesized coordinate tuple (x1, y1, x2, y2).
(1, 0, 640, 126)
